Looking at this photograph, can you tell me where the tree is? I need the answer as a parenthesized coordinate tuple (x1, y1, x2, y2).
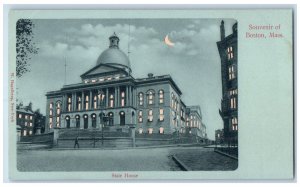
(16, 19, 39, 78)
(33, 109, 45, 134)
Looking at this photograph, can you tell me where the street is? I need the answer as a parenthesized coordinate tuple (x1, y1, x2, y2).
(17, 146, 237, 171)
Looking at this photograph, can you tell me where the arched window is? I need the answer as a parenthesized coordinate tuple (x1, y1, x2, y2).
(98, 91, 105, 107)
(91, 113, 96, 128)
(99, 112, 105, 125)
(65, 116, 70, 128)
(119, 111, 125, 126)
(138, 92, 144, 106)
(56, 101, 61, 127)
(147, 90, 154, 105)
(108, 112, 114, 126)
(138, 128, 143, 134)
(109, 94, 114, 108)
(159, 90, 164, 104)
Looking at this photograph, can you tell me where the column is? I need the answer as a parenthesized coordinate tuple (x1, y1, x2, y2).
(106, 88, 109, 108)
(89, 90, 92, 110)
(81, 91, 84, 111)
(117, 87, 120, 107)
(129, 86, 132, 106)
(72, 92, 75, 112)
(62, 94, 66, 112)
(114, 87, 117, 107)
(126, 86, 129, 106)
(74, 92, 77, 111)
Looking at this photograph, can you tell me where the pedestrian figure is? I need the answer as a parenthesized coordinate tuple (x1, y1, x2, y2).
(74, 136, 79, 149)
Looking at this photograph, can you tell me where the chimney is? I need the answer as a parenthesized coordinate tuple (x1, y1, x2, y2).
(220, 20, 225, 40)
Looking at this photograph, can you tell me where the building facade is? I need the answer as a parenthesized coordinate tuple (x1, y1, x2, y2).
(215, 129, 224, 145)
(217, 21, 238, 145)
(45, 33, 206, 136)
(16, 103, 35, 137)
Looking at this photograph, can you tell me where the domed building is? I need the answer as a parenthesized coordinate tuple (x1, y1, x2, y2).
(45, 33, 206, 140)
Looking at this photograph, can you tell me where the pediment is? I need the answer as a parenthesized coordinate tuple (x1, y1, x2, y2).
(81, 64, 126, 79)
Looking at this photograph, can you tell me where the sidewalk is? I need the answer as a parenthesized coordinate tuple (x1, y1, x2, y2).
(170, 147, 238, 171)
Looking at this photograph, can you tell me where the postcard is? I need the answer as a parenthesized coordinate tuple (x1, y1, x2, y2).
(6, 8, 294, 180)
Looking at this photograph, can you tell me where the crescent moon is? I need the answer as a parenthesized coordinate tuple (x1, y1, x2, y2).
(164, 35, 175, 47)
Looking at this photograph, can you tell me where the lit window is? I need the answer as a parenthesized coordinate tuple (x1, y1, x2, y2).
(99, 78, 104, 82)
(25, 122, 28, 126)
(29, 115, 33, 120)
(84, 79, 89, 83)
(68, 96, 72, 112)
(107, 77, 112, 81)
(138, 110, 143, 123)
(49, 117, 53, 128)
(29, 122, 32, 127)
(50, 110, 53, 116)
(229, 65, 235, 80)
(121, 91, 125, 107)
(148, 128, 153, 134)
(159, 108, 164, 121)
(18, 114, 22, 118)
(91, 79, 96, 83)
(115, 76, 120, 79)
(148, 109, 153, 122)
(227, 46, 234, 60)
(148, 91, 154, 105)
(231, 117, 238, 131)
(171, 93, 174, 108)
(29, 130, 32, 135)
(230, 97, 237, 109)
(159, 90, 164, 104)
(159, 127, 164, 134)
(109, 94, 114, 108)
(138, 93, 144, 106)
(23, 130, 27, 136)
(25, 115, 28, 119)
(85, 95, 89, 110)
(138, 128, 143, 134)
(77, 97, 81, 110)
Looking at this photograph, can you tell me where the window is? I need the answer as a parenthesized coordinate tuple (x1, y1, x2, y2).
(138, 93, 144, 106)
(25, 122, 28, 126)
(231, 117, 238, 131)
(99, 78, 104, 82)
(229, 65, 235, 80)
(68, 96, 72, 112)
(29, 130, 32, 135)
(49, 117, 53, 128)
(29, 122, 32, 127)
(29, 115, 33, 120)
(148, 109, 153, 122)
(25, 115, 28, 120)
(159, 90, 164, 104)
(50, 103, 53, 109)
(148, 128, 153, 134)
(84, 79, 89, 83)
(229, 89, 238, 96)
(98, 92, 105, 106)
(109, 94, 114, 107)
(159, 127, 164, 134)
(171, 93, 174, 109)
(56, 102, 61, 115)
(91, 79, 96, 83)
(138, 110, 143, 123)
(18, 114, 22, 118)
(227, 46, 233, 60)
(107, 77, 112, 81)
(138, 128, 143, 134)
(230, 97, 237, 109)
(23, 130, 27, 136)
(93, 95, 97, 109)
(121, 91, 125, 107)
(77, 97, 81, 110)
(148, 91, 154, 105)
(85, 95, 89, 110)
(159, 108, 164, 121)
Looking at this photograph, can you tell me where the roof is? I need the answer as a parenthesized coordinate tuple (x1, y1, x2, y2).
(17, 108, 34, 115)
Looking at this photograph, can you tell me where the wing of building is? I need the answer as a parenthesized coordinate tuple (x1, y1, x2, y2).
(45, 33, 206, 138)
(217, 21, 238, 145)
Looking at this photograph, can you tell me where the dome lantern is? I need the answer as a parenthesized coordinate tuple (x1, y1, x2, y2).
(109, 32, 120, 48)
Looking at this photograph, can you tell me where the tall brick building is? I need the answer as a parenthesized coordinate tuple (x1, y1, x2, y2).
(217, 21, 238, 145)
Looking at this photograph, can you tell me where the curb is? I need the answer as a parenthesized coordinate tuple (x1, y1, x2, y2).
(171, 154, 191, 171)
(214, 150, 238, 160)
